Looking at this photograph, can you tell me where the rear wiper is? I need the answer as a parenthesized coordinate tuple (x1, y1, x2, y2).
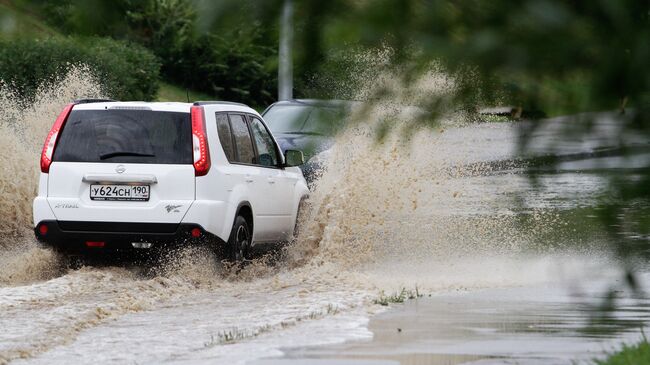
(99, 152, 155, 160)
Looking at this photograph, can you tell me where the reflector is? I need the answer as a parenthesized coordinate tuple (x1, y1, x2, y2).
(38, 224, 48, 236)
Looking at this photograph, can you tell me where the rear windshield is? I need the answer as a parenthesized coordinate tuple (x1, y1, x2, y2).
(53, 109, 192, 164)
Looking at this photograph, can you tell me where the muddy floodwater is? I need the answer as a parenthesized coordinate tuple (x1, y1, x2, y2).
(276, 273, 650, 365)
(1, 72, 649, 365)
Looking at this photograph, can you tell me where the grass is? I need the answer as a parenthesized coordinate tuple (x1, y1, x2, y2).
(203, 304, 341, 347)
(156, 82, 214, 103)
(156, 82, 264, 111)
(373, 287, 423, 306)
(204, 328, 251, 347)
(595, 337, 650, 365)
(479, 114, 516, 123)
(0, 1, 60, 39)
(307, 303, 340, 319)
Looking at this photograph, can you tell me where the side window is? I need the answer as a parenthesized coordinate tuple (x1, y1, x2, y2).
(229, 114, 256, 164)
(215, 113, 235, 162)
(249, 117, 279, 167)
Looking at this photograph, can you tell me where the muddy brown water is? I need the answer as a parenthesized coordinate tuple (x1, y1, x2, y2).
(274, 272, 650, 365)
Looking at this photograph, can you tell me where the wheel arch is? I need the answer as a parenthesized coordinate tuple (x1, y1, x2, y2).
(235, 201, 254, 237)
(289, 179, 310, 237)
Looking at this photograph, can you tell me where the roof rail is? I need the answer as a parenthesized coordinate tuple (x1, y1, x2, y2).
(193, 101, 247, 107)
(74, 98, 117, 104)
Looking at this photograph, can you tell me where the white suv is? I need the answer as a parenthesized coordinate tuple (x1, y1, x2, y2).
(33, 99, 309, 261)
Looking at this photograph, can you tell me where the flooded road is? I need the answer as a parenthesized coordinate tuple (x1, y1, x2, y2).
(277, 270, 650, 365)
(1, 70, 649, 364)
(2, 264, 375, 364)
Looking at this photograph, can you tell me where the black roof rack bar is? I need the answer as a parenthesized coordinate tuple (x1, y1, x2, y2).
(193, 101, 247, 107)
(74, 98, 117, 104)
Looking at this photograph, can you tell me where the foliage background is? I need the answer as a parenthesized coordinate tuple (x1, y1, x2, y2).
(0, 0, 282, 108)
(0, 37, 159, 102)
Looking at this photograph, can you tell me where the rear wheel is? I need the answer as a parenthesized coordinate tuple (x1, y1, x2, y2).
(225, 215, 251, 262)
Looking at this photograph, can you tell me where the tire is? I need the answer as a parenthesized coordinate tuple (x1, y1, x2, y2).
(225, 215, 251, 262)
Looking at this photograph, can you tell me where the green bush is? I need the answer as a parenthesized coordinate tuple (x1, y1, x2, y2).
(595, 338, 650, 365)
(13, 0, 279, 107)
(0, 37, 160, 101)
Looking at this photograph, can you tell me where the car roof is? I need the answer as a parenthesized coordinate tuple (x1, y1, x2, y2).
(72, 100, 258, 115)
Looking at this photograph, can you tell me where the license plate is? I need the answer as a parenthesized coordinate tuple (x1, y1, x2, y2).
(90, 184, 150, 201)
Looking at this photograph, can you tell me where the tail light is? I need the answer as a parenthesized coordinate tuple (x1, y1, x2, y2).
(190, 106, 211, 176)
(41, 103, 74, 173)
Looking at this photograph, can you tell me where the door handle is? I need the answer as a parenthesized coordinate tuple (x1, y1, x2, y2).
(267, 178, 276, 184)
(245, 175, 254, 183)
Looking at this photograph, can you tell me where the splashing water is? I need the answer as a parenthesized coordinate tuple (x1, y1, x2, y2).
(0, 66, 105, 286)
(290, 65, 600, 292)
(0, 65, 104, 243)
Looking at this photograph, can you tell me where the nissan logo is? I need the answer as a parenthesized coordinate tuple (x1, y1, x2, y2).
(115, 165, 126, 174)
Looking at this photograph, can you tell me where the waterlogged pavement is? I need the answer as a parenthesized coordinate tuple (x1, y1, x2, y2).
(275, 271, 650, 365)
(2, 264, 376, 364)
(1, 76, 648, 365)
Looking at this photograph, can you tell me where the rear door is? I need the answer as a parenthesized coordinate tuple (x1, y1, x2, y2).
(248, 116, 295, 240)
(226, 113, 275, 241)
(47, 107, 195, 223)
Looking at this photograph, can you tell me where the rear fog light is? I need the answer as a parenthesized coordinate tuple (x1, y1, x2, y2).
(191, 228, 202, 238)
(85, 241, 105, 248)
(38, 224, 48, 236)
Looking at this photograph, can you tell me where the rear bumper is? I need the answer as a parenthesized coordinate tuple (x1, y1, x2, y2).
(34, 220, 224, 254)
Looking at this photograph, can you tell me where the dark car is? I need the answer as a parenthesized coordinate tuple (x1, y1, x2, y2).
(262, 99, 353, 182)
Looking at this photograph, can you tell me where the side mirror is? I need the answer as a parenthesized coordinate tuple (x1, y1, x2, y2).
(284, 149, 305, 167)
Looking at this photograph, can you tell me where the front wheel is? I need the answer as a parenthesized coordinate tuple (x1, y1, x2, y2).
(225, 215, 251, 262)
